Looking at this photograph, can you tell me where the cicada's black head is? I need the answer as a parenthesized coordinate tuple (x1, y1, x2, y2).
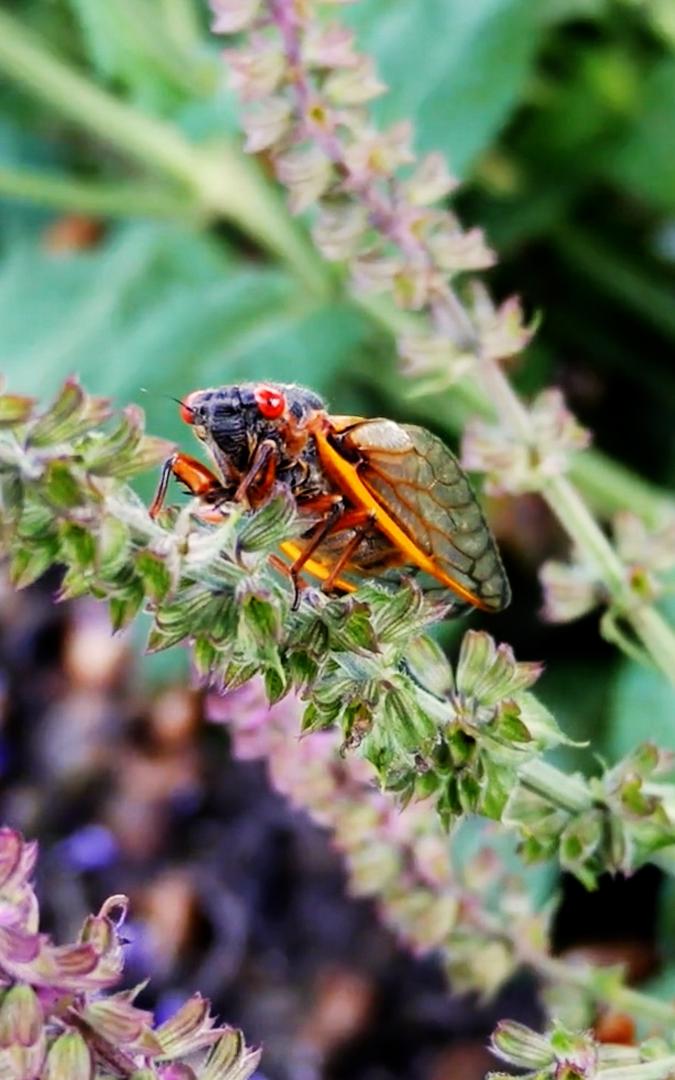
(179, 382, 325, 481)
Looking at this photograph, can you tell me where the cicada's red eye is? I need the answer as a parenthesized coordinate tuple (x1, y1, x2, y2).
(255, 385, 286, 419)
(179, 392, 199, 425)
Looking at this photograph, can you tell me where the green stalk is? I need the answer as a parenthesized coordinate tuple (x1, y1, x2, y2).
(110, 0, 219, 98)
(517, 759, 592, 815)
(0, 166, 201, 222)
(0, 10, 329, 298)
(570, 449, 673, 528)
(478, 354, 675, 684)
(532, 955, 675, 1028)
(600, 1060, 675, 1080)
(546, 473, 675, 683)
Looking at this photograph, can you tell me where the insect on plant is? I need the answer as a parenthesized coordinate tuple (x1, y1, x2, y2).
(150, 382, 511, 614)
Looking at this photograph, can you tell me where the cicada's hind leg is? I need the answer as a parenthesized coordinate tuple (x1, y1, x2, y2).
(320, 516, 376, 592)
(287, 500, 375, 608)
(149, 452, 227, 519)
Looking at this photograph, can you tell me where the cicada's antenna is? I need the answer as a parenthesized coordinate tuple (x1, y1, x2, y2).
(139, 388, 195, 416)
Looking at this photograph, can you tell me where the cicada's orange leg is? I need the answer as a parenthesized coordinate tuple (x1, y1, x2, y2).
(234, 439, 279, 505)
(149, 452, 227, 519)
(288, 500, 376, 607)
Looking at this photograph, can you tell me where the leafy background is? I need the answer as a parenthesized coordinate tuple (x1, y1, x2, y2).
(0, 1, 674, 1076)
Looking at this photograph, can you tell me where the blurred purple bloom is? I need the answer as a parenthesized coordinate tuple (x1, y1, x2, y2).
(60, 824, 119, 871)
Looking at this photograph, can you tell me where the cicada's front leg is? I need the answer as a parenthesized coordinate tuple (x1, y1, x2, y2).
(149, 452, 228, 520)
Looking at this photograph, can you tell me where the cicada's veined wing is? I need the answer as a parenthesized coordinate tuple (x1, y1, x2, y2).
(314, 419, 511, 612)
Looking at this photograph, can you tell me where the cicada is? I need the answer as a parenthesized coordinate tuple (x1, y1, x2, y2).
(150, 382, 510, 614)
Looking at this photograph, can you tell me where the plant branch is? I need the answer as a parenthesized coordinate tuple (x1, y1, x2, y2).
(2, 381, 674, 889)
(216, 0, 675, 682)
(2, 380, 675, 1030)
(216, 680, 675, 1027)
(0, 165, 203, 222)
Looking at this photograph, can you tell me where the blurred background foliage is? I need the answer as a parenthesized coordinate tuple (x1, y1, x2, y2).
(0, 2, 674, 1074)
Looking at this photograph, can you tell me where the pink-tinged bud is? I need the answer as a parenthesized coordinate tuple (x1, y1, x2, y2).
(201, 1029, 262, 1080)
(0, 984, 46, 1080)
(350, 251, 404, 296)
(466, 283, 535, 363)
(303, 24, 358, 69)
(387, 891, 459, 952)
(398, 330, 473, 383)
(155, 995, 224, 1060)
(276, 147, 333, 214)
(242, 97, 292, 152)
(347, 844, 402, 898)
(323, 57, 386, 105)
(84, 987, 161, 1057)
(43, 1031, 94, 1080)
(158, 1065, 197, 1080)
(343, 123, 414, 182)
(614, 511, 675, 576)
(403, 153, 459, 206)
(0, 830, 37, 893)
(313, 202, 367, 261)
(209, 0, 261, 34)
(225, 40, 285, 101)
(462, 388, 590, 496)
(427, 222, 495, 273)
(540, 560, 600, 624)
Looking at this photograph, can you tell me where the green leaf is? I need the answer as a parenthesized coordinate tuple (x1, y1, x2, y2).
(65, 0, 215, 110)
(134, 549, 172, 603)
(345, 0, 546, 176)
(109, 583, 145, 631)
(0, 223, 372, 497)
(58, 521, 96, 569)
(9, 536, 60, 588)
(238, 588, 282, 647)
(605, 653, 675, 760)
(43, 461, 85, 509)
(602, 58, 675, 212)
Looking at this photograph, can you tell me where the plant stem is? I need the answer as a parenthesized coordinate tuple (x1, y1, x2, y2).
(601, 1060, 675, 1080)
(473, 352, 675, 683)
(0, 166, 201, 222)
(517, 759, 592, 815)
(531, 955, 675, 1027)
(545, 472, 675, 683)
(544, 473, 629, 598)
(570, 450, 672, 529)
(0, 9, 328, 297)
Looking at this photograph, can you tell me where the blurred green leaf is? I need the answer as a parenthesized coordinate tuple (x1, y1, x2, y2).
(602, 58, 675, 212)
(604, 650, 675, 761)
(537, 660, 616, 774)
(0, 221, 372, 488)
(344, 0, 546, 176)
(64, 0, 216, 108)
